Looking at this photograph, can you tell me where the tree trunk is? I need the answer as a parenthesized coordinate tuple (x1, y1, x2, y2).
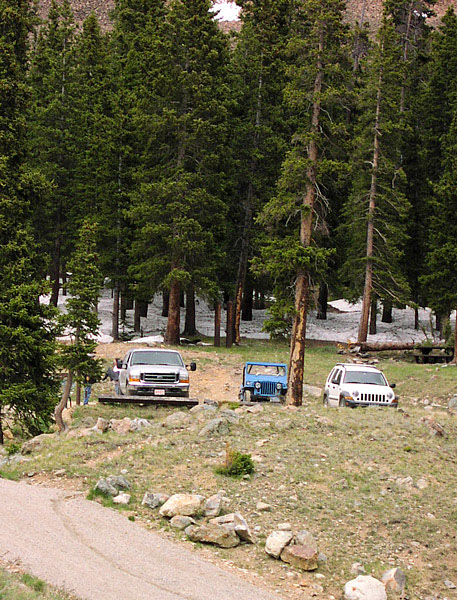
(435, 312, 441, 333)
(287, 29, 324, 407)
(140, 301, 148, 318)
(183, 284, 197, 337)
(180, 291, 185, 308)
(112, 283, 120, 341)
(226, 300, 234, 348)
(414, 306, 419, 330)
(382, 300, 393, 323)
(162, 291, 169, 317)
(316, 282, 328, 320)
(214, 301, 221, 347)
(164, 279, 180, 345)
(75, 379, 80, 406)
(120, 289, 127, 322)
(358, 63, 383, 344)
(50, 235, 62, 307)
(359, 341, 416, 351)
(134, 299, 141, 333)
(55, 371, 73, 433)
(454, 305, 457, 365)
(369, 296, 377, 335)
(242, 278, 253, 321)
(0, 405, 3, 446)
(62, 266, 67, 296)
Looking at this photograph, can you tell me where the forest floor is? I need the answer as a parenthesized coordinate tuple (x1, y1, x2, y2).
(1, 339, 457, 600)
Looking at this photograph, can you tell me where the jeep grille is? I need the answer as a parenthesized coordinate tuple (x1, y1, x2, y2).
(360, 393, 388, 404)
(141, 373, 177, 383)
(260, 381, 278, 396)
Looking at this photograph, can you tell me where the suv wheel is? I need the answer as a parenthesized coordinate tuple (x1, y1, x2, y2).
(323, 393, 329, 407)
(339, 396, 347, 408)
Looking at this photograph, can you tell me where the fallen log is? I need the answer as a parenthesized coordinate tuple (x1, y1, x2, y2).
(359, 342, 449, 352)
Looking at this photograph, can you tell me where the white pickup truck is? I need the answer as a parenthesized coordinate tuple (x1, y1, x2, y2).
(118, 348, 196, 398)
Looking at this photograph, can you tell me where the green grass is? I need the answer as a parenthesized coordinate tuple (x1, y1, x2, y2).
(2, 340, 457, 600)
(0, 569, 74, 599)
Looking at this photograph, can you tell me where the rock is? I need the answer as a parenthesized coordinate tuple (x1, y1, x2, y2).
(110, 418, 132, 435)
(170, 515, 195, 530)
(94, 479, 118, 497)
(278, 523, 292, 531)
(219, 409, 239, 424)
(94, 417, 109, 433)
(415, 477, 428, 490)
(163, 412, 191, 429)
(265, 530, 294, 559)
(198, 418, 230, 437)
(294, 530, 318, 551)
(382, 568, 406, 594)
(344, 575, 387, 600)
(444, 580, 456, 590)
(106, 475, 131, 491)
(420, 416, 447, 437)
(190, 404, 217, 416)
(204, 493, 224, 518)
(256, 501, 272, 512)
(210, 513, 255, 544)
(113, 492, 131, 505)
(81, 416, 96, 428)
(280, 544, 318, 571)
(3, 429, 13, 440)
(246, 404, 263, 413)
(159, 494, 205, 518)
(185, 523, 240, 548)
(318, 552, 328, 564)
(396, 476, 414, 488)
(351, 562, 366, 575)
(130, 418, 151, 431)
(448, 396, 457, 412)
(142, 492, 170, 509)
(21, 433, 54, 455)
(302, 385, 322, 398)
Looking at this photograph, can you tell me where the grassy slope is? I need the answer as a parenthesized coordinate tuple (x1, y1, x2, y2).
(1, 341, 456, 599)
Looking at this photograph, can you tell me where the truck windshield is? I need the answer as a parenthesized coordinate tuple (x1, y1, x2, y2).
(344, 371, 387, 385)
(131, 351, 183, 367)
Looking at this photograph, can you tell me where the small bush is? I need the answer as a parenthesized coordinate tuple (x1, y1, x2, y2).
(5, 442, 21, 456)
(216, 446, 254, 478)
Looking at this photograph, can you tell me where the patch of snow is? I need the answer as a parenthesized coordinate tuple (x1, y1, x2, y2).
(211, 1, 240, 21)
(328, 299, 362, 313)
(128, 335, 164, 345)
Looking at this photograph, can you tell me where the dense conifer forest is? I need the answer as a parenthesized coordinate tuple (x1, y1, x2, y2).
(1, 0, 457, 430)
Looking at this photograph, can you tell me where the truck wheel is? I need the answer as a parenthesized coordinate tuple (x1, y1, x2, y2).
(126, 385, 135, 397)
(339, 396, 346, 408)
(323, 393, 329, 407)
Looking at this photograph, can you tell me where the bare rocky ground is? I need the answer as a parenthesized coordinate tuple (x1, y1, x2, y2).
(2, 340, 457, 600)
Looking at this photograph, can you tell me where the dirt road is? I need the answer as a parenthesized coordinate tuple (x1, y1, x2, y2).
(0, 479, 282, 600)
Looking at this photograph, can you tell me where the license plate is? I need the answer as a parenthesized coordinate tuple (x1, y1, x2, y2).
(154, 389, 166, 396)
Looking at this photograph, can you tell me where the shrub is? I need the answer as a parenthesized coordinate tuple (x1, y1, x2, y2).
(216, 446, 254, 478)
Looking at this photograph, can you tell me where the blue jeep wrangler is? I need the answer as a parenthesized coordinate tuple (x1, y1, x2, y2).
(239, 361, 288, 403)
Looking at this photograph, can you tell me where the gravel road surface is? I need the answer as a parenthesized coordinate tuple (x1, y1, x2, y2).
(0, 479, 282, 600)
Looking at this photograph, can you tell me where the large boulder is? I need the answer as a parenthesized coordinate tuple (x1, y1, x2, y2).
(21, 433, 54, 455)
(130, 418, 152, 431)
(204, 493, 224, 518)
(93, 417, 109, 433)
(219, 409, 239, 424)
(280, 544, 318, 571)
(185, 523, 240, 548)
(210, 513, 255, 544)
(106, 475, 131, 491)
(159, 493, 205, 518)
(113, 492, 131, 505)
(94, 479, 118, 497)
(448, 396, 457, 412)
(265, 530, 294, 559)
(344, 576, 387, 600)
(170, 515, 195, 530)
(163, 412, 191, 429)
(110, 418, 133, 435)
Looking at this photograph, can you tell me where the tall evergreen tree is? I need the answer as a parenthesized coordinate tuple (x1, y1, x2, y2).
(258, 0, 351, 405)
(130, 0, 230, 345)
(339, 1, 412, 343)
(28, 0, 77, 306)
(55, 220, 103, 432)
(0, 0, 59, 442)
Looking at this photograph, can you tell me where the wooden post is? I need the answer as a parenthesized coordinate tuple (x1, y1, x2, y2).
(214, 301, 221, 347)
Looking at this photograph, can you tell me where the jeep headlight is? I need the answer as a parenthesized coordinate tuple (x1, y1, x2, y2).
(255, 381, 261, 390)
(387, 390, 394, 400)
(276, 383, 282, 390)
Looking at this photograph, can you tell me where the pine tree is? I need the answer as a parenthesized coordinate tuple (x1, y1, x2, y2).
(228, 0, 293, 345)
(0, 0, 59, 442)
(130, 0, 230, 345)
(257, 0, 351, 405)
(55, 220, 103, 432)
(28, 0, 77, 306)
(339, 1, 412, 343)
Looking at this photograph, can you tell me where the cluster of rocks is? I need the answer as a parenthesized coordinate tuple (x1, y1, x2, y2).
(265, 526, 320, 571)
(162, 404, 240, 437)
(68, 416, 152, 438)
(344, 568, 406, 599)
(142, 491, 254, 548)
(94, 474, 132, 505)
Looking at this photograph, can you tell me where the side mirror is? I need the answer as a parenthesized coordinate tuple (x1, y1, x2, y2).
(390, 383, 396, 389)
(187, 362, 197, 372)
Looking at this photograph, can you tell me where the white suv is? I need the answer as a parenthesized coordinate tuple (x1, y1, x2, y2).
(323, 364, 398, 408)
